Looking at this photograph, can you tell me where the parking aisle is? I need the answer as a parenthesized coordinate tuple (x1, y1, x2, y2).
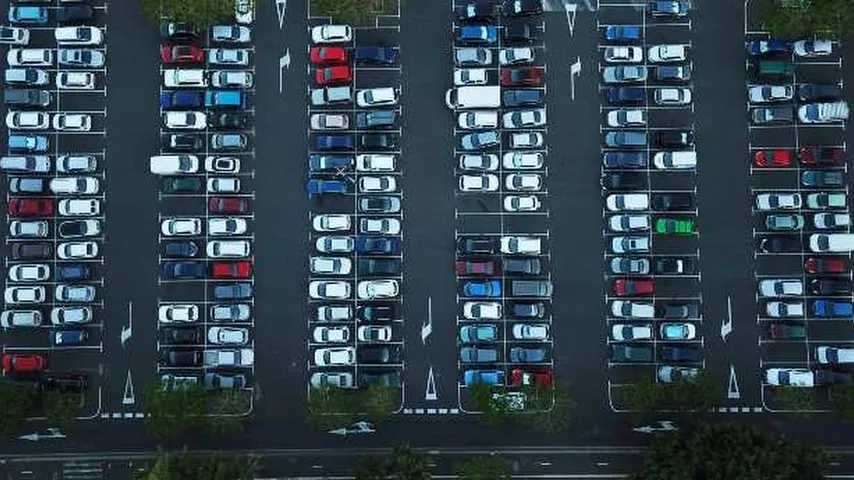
(305, 21, 406, 400)
(597, 1, 705, 410)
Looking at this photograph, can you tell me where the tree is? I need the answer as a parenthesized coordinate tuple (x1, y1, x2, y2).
(138, 0, 236, 29)
(525, 383, 575, 433)
(43, 391, 80, 431)
(359, 385, 397, 425)
(0, 382, 34, 436)
(306, 386, 356, 430)
(758, 0, 854, 39)
(830, 384, 854, 421)
(620, 372, 722, 414)
(772, 386, 816, 416)
(632, 423, 825, 480)
(386, 445, 431, 480)
(206, 390, 250, 435)
(142, 382, 208, 441)
(353, 456, 388, 480)
(311, 0, 381, 26)
(139, 451, 258, 480)
(455, 455, 511, 480)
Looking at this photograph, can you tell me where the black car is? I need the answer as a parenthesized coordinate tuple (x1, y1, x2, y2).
(165, 134, 204, 151)
(161, 327, 202, 345)
(652, 193, 693, 211)
(358, 346, 401, 364)
(207, 112, 250, 129)
(11, 242, 51, 260)
(606, 87, 645, 105)
(502, 89, 543, 107)
(56, 264, 90, 281)
(455, 0, 499, 21)
(359, 370, 402, 387)
(656, 302, 699, 319)
(655, 65, 691, 82)
(161, 176, 203, 194)
(654, 130, 694, 148)
(601, 172, 648, 190)
(358, 258, 401, 276)
(354, 47, 398, 65)
(160, 349, 202, 367)
(58, 220, 99, 238)
(798, 84, 842, 102)
(359, 196, 400, 213)
(751, 106, 793, 125)
(654, 257, 695, 274)
(4, 89, 51, 107)
(602, 151, 647, 169)
(510, 301, 546, 318)
(57, 5, 94, 23)
(660, 346, 701, 362)
(502, 22, 537, 44)
(160, 261, 206, 280)
(356, 111, 397, 129)
(457, 237, 496, 254)
(357, 304, 398, 322)
(355, 236, 400, 254)
(502, 0, 543, 16)
(759, 236, 801, 253)
(163, 241, 199, 258)
(160, 22, 198, 40)
(39, 374, 87, 393)
(503, 258, 541, 275)
(810, 278, 852, 295)
(360, 133, 398, 150)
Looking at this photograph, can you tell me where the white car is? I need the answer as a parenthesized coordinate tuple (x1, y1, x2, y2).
(794, 39, 832, 57)
(604, 46, 642, 63)
(611, 323, 653, 341)
(502, 109, 546, 129)
(310, 372, 354, 388)
(163, 69, 207, 88)
(58, 199, 100, 216)
(459, 174, 499, 192)
(356, 87, 398, 107)
(610, 300, 655, 318)
(235, 0, 254, 24)
(647, 44, 687, 62)
(310, 256, 353, 275)
(463, 302, 502, 320)
(163, 111, 206, 130)
(654, 88, 692, 105)
(207, 177, 240, 193)
(357, 325, 392, 342)
(158, 304, 199, 323)
(499, 47, 534, 65)
(512, 323, 550, 340)
(52, 113, 91, 131)
(606, 193, 649, 211)
(814, 213, 850, 229)
(509, 132, 543, 149)
(150, 155, 199, 174)
(0, 310, 41, 328)
(316, 305, 352, 322)
(607, 109, 646, 127)
(208, 326, 249, 345)
(357, 279, 399, 299)
(313, 214, 350, 232)
(58, 48, 105, 68)
(315, 236, 354, 253)
(311, 25, 352, 44)
(211, 70, 253, 88)
(359, 176, 397, 193)
(309, 281, 351, 299)
(313, 326, 350, 343)
(816, 346, 854, 365)
(206, 240, 250, 258)
(58, 241, 99, 259)
(459, 154, 499, 171)
(765, 368, 817, 387)
(51, 306, 92, 325)
(360, 218, 400, 235)
(7, 48, 52, 66)
(500, 236, 541, 255)
(454, 68, 487, 85)
(5, 286, 45, 304)
(56, 71, 95, 90)
(49, 177, 99, 194)
(611, 236, 649, 254)
(766, 301, 804, 318)
(205, 156, 241, 173)
(748, 85, 793, 103)
(314, 347, 355, 367)
(505, 173, 542, 191)
(6, 111, 49, 130)
(653, 151, 696, 170)
(502, 151, 543, 170)
(211, 25, 251, 43)
(57, 155, 97, 173)
(504, 195, 541, 212)
(208, 217, 247, 236)
(209, 48, 251, 66)
(608, 214, 650, 232)
(55, 27, 103, 45)
(755, 193, 801, 210)
(356, 154, 396, 172)
(161, 218, 202, 236)
(458, 110, 499, 129)
(758, 279, 803, 297)
(310, 113, 349, 130)
(0, 26, 28, 45)
(8, 264, 49, 282)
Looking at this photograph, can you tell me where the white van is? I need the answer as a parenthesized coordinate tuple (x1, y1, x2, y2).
(809, 233, 854, 252)
(653, 151, 696, 170)
(149, 155, 199, 175)
(445, 86, 501, 109)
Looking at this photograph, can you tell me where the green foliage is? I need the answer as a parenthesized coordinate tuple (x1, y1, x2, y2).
(455, 455, 511, 480)
(354, 455, 388, 480)
(142, 382, 208, 441)
(772, 386, 816, 416)
(0, 382, 34, 436)
(525, 383, 575, 433)
(361, 385, 398, 424)
(310, 0, 398, 26)
(42, 391, 81, 431)
(354, 445, 431, 480)
(307, 385, 399, 431)
(206, 390, 250, 435)
(830, 384, 854, 421)
(758, 0, 854, 39)
(139, 451, 258, 480)
(620, 372, 722, 413)
(632, 423, 825, 480)
(138, 0, 236, 29)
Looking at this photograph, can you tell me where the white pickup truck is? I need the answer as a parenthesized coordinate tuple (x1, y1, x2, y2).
(203, 348, 254, 368)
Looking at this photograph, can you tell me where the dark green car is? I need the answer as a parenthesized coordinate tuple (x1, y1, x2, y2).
(655, 217, 695, 235)
(161, 176, 202, 194)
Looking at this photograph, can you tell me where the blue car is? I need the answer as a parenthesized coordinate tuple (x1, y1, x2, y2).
(52, 329, 88, 346)
(459, 324, 498, 343)
(648, 1, 688, 16)
(308, 154, 353, 172)
(463, 280, 502, 297)
(463, 369, 505, 386)
(811, 300, 854, 318)
(746, 39, 791, 57)
(9, 6, 48, 24)
(604, 25, 641, 43)
(204, 90, 243, 109)
(160, 90, 204, 109)
(314, 134, 355, 151)
(8, 135, 48, 153)
(354, 47, 398, 65)
(56, 264, 91, 282)
(603, 152, 647, 168)
(457, 25, 498, 45)
(355, 236, 400, 255)
(307, 179, 348, 198)
(213, 282, 253, 300)
(606, 87, 645, 105)
(161, 261, 206, 280)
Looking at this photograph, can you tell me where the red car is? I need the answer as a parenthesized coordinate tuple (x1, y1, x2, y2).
(805, 256, 849, 274)
(509, 368, 553, 389)
(455, 260, 498, 276)
(310, 46, 348, 66)
(160, 44, 205, 64)
(208, 197, 249, 214)
(753, 149, 792, 168)
(315, 65, 352, 86)
(500, 67, 544, 87)
(211, 261, 252, 279)
(2, 353, 46, 375)
(9, 198, 53, 217)
(799, 146, 844, 167)
(612, 278, 654, 296)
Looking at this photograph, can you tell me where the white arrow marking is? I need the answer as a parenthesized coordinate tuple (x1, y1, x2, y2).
(721, 295, 732, 342)
(728, 364, 740, 399)
(278, 48, 290, 94)
(421, 296, 432, 345)
(122, 370, 135, 405)
(425, 366, 437, 401)
(570, 58, 581, 101)
(120, 302, 132, 347)
(633, 420, 678, 434)
(328, 421, 375, 436)
(563, 2, 577, 36)
(19, 428, 66, 442)
(275, 0, 287, 29)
